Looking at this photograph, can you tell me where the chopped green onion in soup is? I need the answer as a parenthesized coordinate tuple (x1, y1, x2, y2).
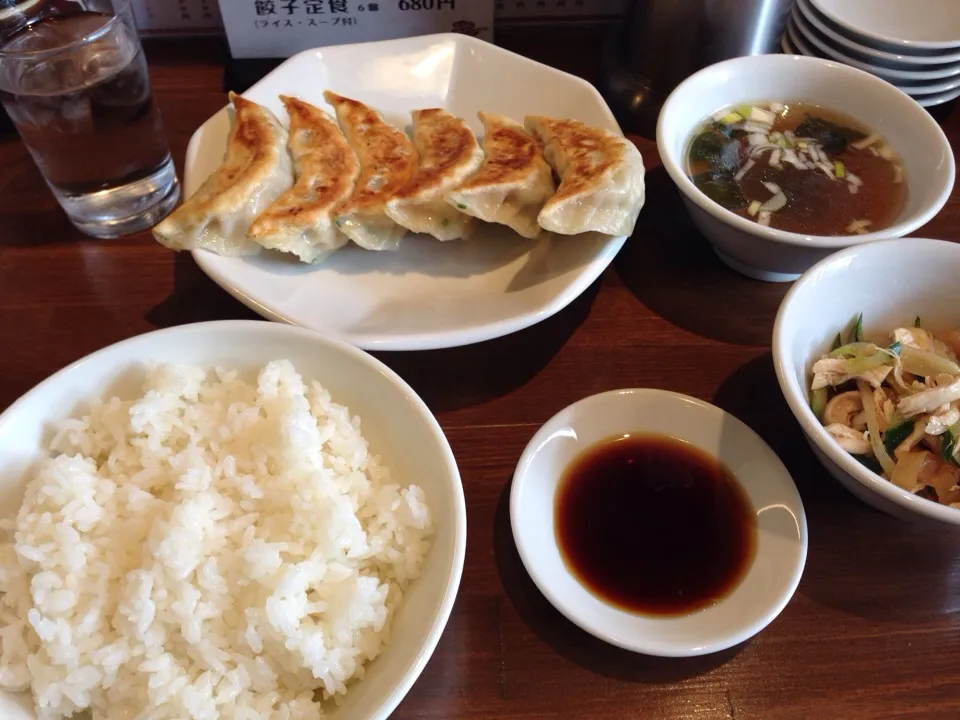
(685, 102, 906, 236)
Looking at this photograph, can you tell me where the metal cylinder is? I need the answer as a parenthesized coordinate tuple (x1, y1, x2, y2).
(603, 0, 795, 135)
(623, 0, 795, 92)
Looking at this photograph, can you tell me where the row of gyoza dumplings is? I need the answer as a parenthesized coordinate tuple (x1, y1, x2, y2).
(153, 91, 646, 264)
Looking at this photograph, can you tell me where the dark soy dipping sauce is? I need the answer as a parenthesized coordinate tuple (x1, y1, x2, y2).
(555, 434, 757, 616)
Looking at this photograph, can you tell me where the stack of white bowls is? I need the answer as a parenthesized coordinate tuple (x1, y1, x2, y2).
(782, 0, 960, 108)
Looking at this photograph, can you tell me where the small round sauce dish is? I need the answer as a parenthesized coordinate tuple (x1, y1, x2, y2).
(511, 389, 808, 657)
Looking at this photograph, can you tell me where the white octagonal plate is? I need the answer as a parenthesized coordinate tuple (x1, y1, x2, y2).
(185, 34, 631, 351)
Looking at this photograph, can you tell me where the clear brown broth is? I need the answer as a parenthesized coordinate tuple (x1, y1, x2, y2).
(687, 103, 906, 236)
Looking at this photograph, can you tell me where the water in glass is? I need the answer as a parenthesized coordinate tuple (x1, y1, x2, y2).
(0, 0, 179, 237)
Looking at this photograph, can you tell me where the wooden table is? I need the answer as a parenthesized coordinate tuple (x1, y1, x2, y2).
(2, 30, 960, 720)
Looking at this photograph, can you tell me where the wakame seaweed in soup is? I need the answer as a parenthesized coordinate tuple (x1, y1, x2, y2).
(686, 102, 906, 236)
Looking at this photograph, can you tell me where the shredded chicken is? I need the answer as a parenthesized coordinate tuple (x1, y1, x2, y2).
(812, 316, 960, 508)
(925, 403, 960, 436)
(825, 423, 871, 454)
(893, 328, 931, 350)
(873, 387, 897, 432)
(811, 358, 891, 391)
(890, 356, 926, 396)
(897, 377, 960, 418)
(893, 328, 958, 360)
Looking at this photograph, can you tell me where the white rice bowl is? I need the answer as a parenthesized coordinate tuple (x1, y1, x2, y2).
(0, 322, 465, 720)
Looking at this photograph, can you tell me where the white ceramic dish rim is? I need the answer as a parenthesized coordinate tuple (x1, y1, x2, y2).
(911, 87, 960, 107)
(810, 0, 960, 51)
(796, 0, 960, 65)
(895, 75, 960, 96)
(186, 34, 628, 352)
(657, 54, 955, 251)
(772, 239, 960, 526)
(190, 239, 622, 351)
(0, 320, 469, 718)
(783, 26, 960, 93)
(788, 14, 960, 81)
(779, 38, 960, 104)
(509, 389, 809, 657)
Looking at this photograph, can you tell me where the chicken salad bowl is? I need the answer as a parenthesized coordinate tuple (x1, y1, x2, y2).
(774, 238, 960, 525)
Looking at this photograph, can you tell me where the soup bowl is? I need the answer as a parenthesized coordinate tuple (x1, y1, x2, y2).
(773, 238, 960, 526)
(657, 54, 955, 282)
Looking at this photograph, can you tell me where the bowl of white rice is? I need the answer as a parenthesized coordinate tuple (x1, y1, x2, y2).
(0, 320, 466, 720)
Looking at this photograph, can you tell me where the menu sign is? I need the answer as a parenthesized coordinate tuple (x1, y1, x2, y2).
(218, 0, 494, 58)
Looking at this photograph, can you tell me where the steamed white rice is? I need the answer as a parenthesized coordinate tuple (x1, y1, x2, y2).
(0, 360, 433, 719)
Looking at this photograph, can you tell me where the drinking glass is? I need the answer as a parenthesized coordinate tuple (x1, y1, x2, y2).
(0, 0, 179, 238)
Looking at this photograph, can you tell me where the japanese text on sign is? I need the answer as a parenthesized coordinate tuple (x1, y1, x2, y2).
(218, 0, 491, 58)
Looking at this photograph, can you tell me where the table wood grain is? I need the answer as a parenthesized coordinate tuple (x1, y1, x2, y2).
(2, 30, 960, 720)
